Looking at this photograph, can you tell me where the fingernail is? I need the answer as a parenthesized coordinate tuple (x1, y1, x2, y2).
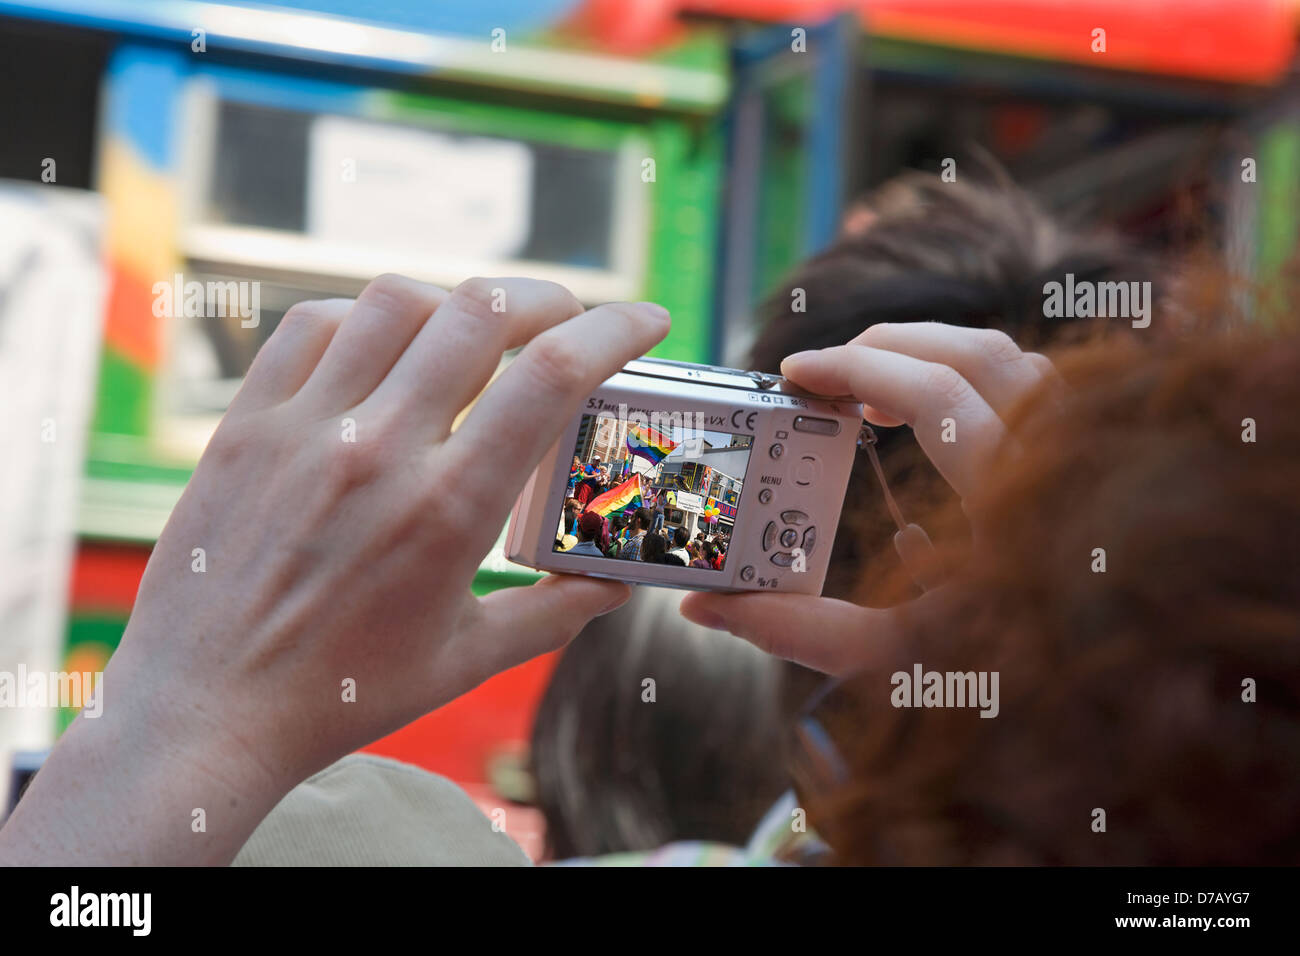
(634, 301, 671, 321)
(783, 349, 819, 364)
(599, 589, 632, 616)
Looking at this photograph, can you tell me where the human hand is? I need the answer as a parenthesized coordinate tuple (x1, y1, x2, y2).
(0, 275, 669, 864)
(680, 322, 1057, 675)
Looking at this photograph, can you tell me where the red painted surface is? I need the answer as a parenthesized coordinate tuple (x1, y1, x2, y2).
(70, 542, 150, 612)
(103, 266, 162, 370)
(361, 651, 561, 785)
(592, 0, 1296, 84)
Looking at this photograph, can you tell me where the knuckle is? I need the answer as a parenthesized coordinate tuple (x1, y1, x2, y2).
(277, 300, 336, 337)
(201, 419, 259, 471)
(446, 276, 500, 322)
(858, 323, 892, 346)
(921, 362, 971, 405)
(536, 280, 584, 318)
(279, 301, 322, 328)
(971, 327, 1022, 365)
(520, 332, 583, 396)
(322, 413, 394, 492)
(359, 272, 422, 312)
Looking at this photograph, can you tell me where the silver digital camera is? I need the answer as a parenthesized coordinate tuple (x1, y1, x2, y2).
(505, 357, 863, 594)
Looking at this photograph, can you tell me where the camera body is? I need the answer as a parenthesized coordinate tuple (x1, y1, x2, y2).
(505, 357, 863, 594)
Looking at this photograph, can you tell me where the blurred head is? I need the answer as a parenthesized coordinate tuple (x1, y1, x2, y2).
(749, 170, 1160, 603)
(673, 527, 689, 548)
(530, 587, 790, 858)
(812, 312, 1300, 865)
(642, 530, 667, 563)
(632, 507, 653, 532)
(576, 511, 603, 542)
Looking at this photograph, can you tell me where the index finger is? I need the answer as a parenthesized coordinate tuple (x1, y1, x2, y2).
(781, 344, 1007, 499)
(440, 301, 671, 526)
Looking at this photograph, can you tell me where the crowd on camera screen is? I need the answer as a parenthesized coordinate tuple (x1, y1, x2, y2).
(556, 455, 729, 570)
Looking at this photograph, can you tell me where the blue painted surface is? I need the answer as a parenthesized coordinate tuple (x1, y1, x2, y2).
(803, 15, 852, 254)
(0, 0, 580, 37)
(220, 0, 579, 36)
(200, 62, 365, 113)
(0, 0, 581, 75)
(104, 46, 188, 169)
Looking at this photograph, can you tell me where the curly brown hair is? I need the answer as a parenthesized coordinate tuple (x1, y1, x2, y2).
(811, 307, 1300, 865)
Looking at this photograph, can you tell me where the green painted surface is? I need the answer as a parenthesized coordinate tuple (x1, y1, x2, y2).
(641, 116, 723, 362)
(755, 73, 812, 304)
(1257, 119, 1300, 285)
(58, 615, 127, 735)
(91, 348, 151, 437)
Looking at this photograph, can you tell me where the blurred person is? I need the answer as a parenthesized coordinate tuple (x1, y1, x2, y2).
(641, 529, 668, 564)
(690, 542, 716, 570)
(560, 498, 580, 538)
(567, 511, 606, 558)
(668, 526, 691, 565)
(529, 587, 791, 859)
(618, 507, 654, 562)
(605, 512, 626, 557)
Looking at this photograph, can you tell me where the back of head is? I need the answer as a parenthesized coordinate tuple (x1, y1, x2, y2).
(530, 587, 790, 858)
(642, 531, 667, 563)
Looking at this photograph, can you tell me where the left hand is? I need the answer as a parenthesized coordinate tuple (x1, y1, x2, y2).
(680, 322, 1058, 674)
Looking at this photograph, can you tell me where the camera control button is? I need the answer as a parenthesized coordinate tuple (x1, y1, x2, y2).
(740, 565, 756, 582)
(762, 521, 778, 551)
(769, 443, 785, 460)
(779, 528, 798, 548)
(771, 552, 794, 567)
(793, 415, 840, 436)
(780, 509, 808, 525)
(758, 488, 773, 505)
(793, 454, 820, 486)
(802, 526, 817, 555)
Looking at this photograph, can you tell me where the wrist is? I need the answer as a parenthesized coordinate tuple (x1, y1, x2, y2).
(0, 642, 294, 866)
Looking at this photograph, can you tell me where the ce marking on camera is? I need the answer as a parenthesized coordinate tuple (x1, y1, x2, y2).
(731, 409, 759, 431)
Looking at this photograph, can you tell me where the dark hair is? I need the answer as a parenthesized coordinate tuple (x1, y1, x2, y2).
(530, 589, 790, 858)
(673, 527, 689, 548)
(748, 170, 1159, 604)
(642, 531, 667, 564)
(633, 507, 653, 532)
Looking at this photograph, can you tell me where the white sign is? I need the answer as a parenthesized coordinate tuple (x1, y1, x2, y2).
(673, 492, 705, 514)
(308, 115, 533, 261)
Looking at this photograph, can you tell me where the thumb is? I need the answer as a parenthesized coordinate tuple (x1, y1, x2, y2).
(467, 573, 631, 672)
(679, 591, 900, 676)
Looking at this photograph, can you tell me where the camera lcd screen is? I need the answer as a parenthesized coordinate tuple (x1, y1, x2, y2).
(554, 412, 754, 571)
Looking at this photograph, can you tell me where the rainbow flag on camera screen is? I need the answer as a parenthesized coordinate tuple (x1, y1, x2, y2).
(585, 475, 643, 518)
(626, 425, 678, 466)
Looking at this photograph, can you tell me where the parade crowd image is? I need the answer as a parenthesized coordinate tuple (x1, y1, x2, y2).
(553, 415, 749, 572)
